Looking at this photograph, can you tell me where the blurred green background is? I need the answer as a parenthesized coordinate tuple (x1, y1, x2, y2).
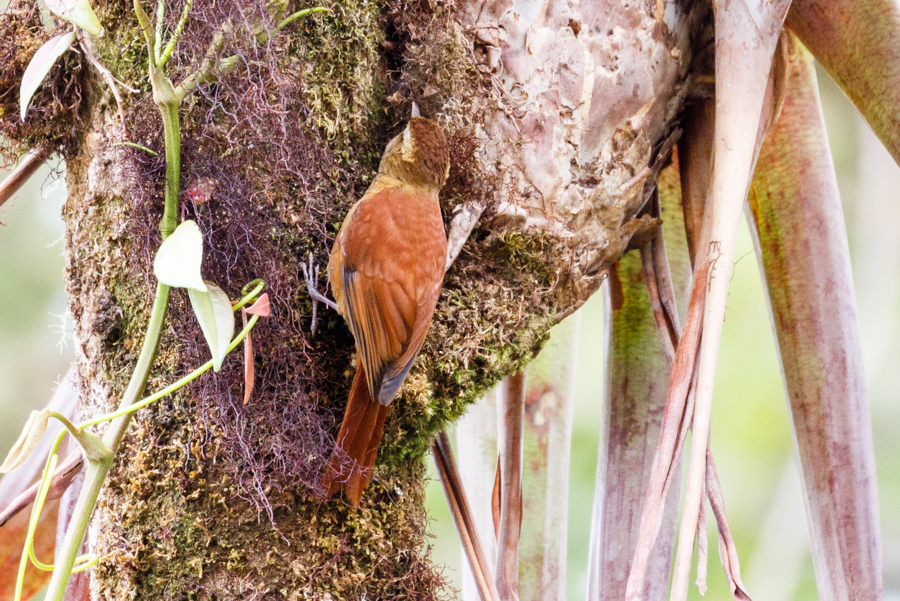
(1, 66, 898, 600)
(0, 156, 72, 467)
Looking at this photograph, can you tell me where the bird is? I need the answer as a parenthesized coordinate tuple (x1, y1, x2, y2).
(303, 109, 450, 506)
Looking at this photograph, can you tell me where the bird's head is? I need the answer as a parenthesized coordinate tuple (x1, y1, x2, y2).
(378, 116, 450, 193)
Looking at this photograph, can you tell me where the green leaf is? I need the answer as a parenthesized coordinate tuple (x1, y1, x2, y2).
(42, 0, 104, 36)
(19, 32, 75, 121)
(153, 220, 208, 292)
(0, 409, 50, 473)
(48, 411, 112, 464)
(188, 282, 235, 372)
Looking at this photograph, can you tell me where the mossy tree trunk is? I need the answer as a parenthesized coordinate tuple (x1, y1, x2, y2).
(0, 0, 708, 598)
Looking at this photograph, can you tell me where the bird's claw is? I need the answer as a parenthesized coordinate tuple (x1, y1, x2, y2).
(301, 252, 338, 336)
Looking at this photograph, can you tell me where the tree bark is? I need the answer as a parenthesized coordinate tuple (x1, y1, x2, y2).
(0, 0, 706, 597)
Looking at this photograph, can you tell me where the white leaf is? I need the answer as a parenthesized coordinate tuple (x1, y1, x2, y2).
(153, 220, 208, 292)
(0, 409, 50, 473)
(188, 282, 235, 372)
(20, 31, 75, 121)
(43, 0, 104, 36)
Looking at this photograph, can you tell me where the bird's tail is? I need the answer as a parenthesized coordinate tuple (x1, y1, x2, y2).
(321, 361, 389, 506)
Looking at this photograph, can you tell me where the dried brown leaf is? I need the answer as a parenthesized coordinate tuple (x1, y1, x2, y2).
(1, 409, 50, 474)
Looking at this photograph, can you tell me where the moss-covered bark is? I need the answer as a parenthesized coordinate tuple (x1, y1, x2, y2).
(0, 0, 706, 597)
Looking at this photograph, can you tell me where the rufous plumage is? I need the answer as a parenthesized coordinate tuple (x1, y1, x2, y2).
(316, 114, 450, 506)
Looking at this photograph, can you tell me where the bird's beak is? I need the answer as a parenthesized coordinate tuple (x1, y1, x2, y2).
(411, 101, 421, 118)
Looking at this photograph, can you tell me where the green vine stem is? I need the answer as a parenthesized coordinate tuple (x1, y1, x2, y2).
(33, 5, 280, 598)
(276, 6, 329, 30)
(175, 55, 241, 101)
(160, 0, 194, 66)
(42, 286, 171, 601)
(113, 141, 159, 156)
(153, 0, 166, 63)
(42, 11, 185, 597)
(154, 75, 181, 238)
(173, 8, 328, 101)
(35, 287, 263, 601)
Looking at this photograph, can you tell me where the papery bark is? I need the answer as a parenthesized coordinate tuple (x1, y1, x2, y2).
(519, 314, 578, 601)
(457, 0, 699, 313)
(748, 37, 882, 601)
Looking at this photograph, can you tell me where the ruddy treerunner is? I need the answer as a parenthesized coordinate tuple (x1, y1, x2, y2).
(305, 111, 450, 506)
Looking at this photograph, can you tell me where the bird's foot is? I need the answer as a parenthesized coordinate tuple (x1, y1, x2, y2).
(300, 252, 338, 335)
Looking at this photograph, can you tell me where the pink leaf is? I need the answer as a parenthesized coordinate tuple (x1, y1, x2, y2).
(245, 293, 270, 317)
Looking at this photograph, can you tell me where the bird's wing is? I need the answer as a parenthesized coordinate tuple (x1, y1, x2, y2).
(341, 267, 415, 403)
(338, 187, 446, 405)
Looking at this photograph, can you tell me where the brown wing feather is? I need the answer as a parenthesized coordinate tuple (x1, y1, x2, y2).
(331, 186, 447, 405)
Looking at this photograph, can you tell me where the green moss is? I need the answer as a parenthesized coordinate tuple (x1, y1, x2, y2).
(93, 3, 150, 95)
(96, 408, 448, 599)
(377, 225, 562, 466)
(288, 0, 388, 161)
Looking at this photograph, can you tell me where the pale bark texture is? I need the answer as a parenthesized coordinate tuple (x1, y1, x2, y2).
(456, 388, 498, 600)
(0, 0, 707, 597)
(587, 161, 690, 601)
(519, 314, 578, 601)
(749, 40, 882, 600)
